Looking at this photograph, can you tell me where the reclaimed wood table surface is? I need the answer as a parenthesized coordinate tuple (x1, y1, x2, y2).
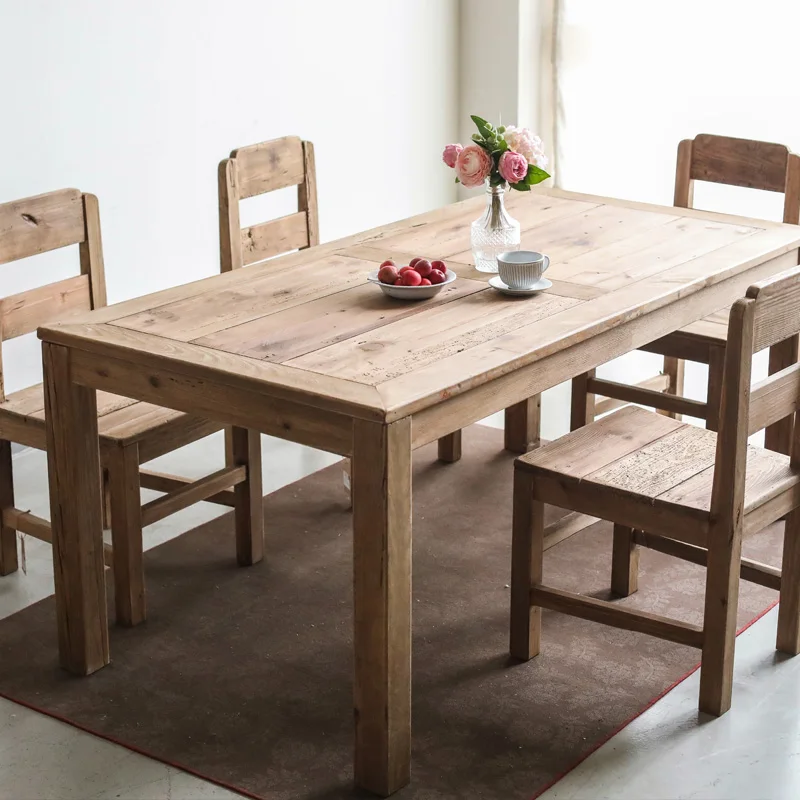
(38, 188, 800, 795)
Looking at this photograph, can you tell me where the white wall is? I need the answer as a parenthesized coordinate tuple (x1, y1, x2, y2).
(0, 0, 459, 392)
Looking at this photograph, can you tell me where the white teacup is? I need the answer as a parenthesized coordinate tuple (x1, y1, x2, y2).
(497, 251, 550, 290)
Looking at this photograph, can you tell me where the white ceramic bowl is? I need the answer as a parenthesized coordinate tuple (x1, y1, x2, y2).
(497, 251, 550, 290)
(367, 269, 457, 300)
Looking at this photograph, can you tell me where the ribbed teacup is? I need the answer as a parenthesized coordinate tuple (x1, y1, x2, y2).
(497, 251, 550, 290)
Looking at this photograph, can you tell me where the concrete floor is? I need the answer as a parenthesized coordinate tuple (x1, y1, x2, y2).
(1, 414, 797, 800)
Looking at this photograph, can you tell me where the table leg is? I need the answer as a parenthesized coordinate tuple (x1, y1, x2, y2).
(437, 431, 461, 462)
(352, 417, 412, 796)
(230, 427, 264, 566)
(504, 396, 541, 453)
(43, 343, 108, 675)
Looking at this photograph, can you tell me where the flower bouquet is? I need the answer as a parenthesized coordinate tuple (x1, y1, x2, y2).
(443, 115, 550, 271)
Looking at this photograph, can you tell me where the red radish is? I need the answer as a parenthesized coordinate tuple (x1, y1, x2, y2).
(428, 268, 446, 285)
(431, 259, 447, 273)
(377, 265, 399, 284)
(380, 259, 396, 268)
(399, 269, 422, 286)
(414, 259, 432, 277)
(420, 278, 432, 286)
(409, 257, 422, 268)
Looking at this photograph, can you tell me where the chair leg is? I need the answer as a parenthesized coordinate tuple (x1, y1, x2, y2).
(0, 440, 17, 576)
(659, 357, 685, 420)
(764, 337, 799, 454)
(108, 443, 145, 626)
(570, 369, 595, 431)
(230, 427, 264, 566)
(705, 346, 725, 432)
(698, 520, 743, 716)
(777, 508, 800, 655)
(438, 431, 462, 463)
(223, 426, 235, 464)
(611, 524, 639, 597)
(101, 468, 112, 529)
(504, 396, 541, 454)
(510, 470, 543, 660)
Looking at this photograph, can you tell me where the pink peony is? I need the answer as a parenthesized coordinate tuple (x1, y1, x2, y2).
(455, 144, 492, 187)
(498, 150, 529, 184)
(442, 143, 463, 168)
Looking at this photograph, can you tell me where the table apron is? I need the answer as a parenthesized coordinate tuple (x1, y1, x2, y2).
(410, 249, 798, 447)
(68, 348, 354, 457)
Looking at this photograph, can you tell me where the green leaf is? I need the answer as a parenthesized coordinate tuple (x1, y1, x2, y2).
(455, 176, 460, 184)
(511, 181, 531, 191)
(470, 114, 494, 141)
(526, 164, 550, 185)
(491, 139, 509, 155)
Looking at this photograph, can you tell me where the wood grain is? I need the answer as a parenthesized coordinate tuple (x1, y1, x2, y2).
(42, 342, 108, 675)
(0, 189, 85, 265)
(352, 417, 412, 795)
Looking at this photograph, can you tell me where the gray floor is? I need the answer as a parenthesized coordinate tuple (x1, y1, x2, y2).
(1, 411, 797, 800)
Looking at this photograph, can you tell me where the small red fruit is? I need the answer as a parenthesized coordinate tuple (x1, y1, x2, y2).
(380, 259, 396, 268)
(398, 265, 414, 275)
(431, 259, 447, 273)
(409, 257, 422, 268)
(414, 259, 432, 277)
(399, 269, 422, 286)
(377, 265, 399, 284)
(428, 268, 446, 285)
(420, 278, 432, 286)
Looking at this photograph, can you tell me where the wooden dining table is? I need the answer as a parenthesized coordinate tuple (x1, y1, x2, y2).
(38, 187, 800, 795)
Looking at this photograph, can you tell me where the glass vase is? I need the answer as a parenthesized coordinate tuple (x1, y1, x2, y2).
(470, 181, 521, 273)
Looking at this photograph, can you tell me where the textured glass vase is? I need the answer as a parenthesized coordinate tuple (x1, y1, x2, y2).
(471, 181, 521, 273)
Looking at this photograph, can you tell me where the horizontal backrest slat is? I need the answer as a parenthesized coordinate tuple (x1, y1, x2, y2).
(231, 136, 306, 199)
(0, 189, 85, 265)
(241, 212, 310, 266)
(748, 363, 800, 434)
(748, 265, 800, 351)
(2, 274, 92, 340)
(690, 134, 789, 193)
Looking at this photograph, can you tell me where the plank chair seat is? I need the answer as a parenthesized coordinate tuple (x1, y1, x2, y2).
(518, 405, 800, 539)
(572, 134, 800, 446)
(0, 189, 262, 629)
(0, 384, 216, 455)
(511, 265, 800, 717)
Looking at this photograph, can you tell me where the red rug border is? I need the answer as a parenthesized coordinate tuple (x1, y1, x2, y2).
(0, 600, 780, 800)
(528, 598, 780, 800)
(0, 689, 261, 800)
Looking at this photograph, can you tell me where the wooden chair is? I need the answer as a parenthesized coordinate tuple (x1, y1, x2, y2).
(511, 264, 800, 716)
(571, 134, 800, 454)
(218, 135, 348, 495)
(0, 189, 262, 626)
(218, 135, 318, 272)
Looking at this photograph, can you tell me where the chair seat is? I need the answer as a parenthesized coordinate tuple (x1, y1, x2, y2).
(518, 406, 800, 539)
(676, 308, 729, 346)
(0, 383, 220, 462)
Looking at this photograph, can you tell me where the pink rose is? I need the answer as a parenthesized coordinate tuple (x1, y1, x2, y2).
(498, 150, 529, 184)
(442, 143, 463, 168)
(455, 145, 492, 188)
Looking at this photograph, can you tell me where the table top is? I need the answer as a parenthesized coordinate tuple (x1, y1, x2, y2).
(39, 188, 800, 423)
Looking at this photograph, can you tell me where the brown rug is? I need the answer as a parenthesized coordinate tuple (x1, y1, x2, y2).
(0, 424, 784, 800)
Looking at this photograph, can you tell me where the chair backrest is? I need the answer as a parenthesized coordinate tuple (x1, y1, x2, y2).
(0, 189, 106, 400)
(674, 134, 800, 224)
(217, 136, 319, 272)
(711, 266, 800, 528)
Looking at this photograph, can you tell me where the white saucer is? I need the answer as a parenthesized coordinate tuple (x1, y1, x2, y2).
(488, 276, 552, 296)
